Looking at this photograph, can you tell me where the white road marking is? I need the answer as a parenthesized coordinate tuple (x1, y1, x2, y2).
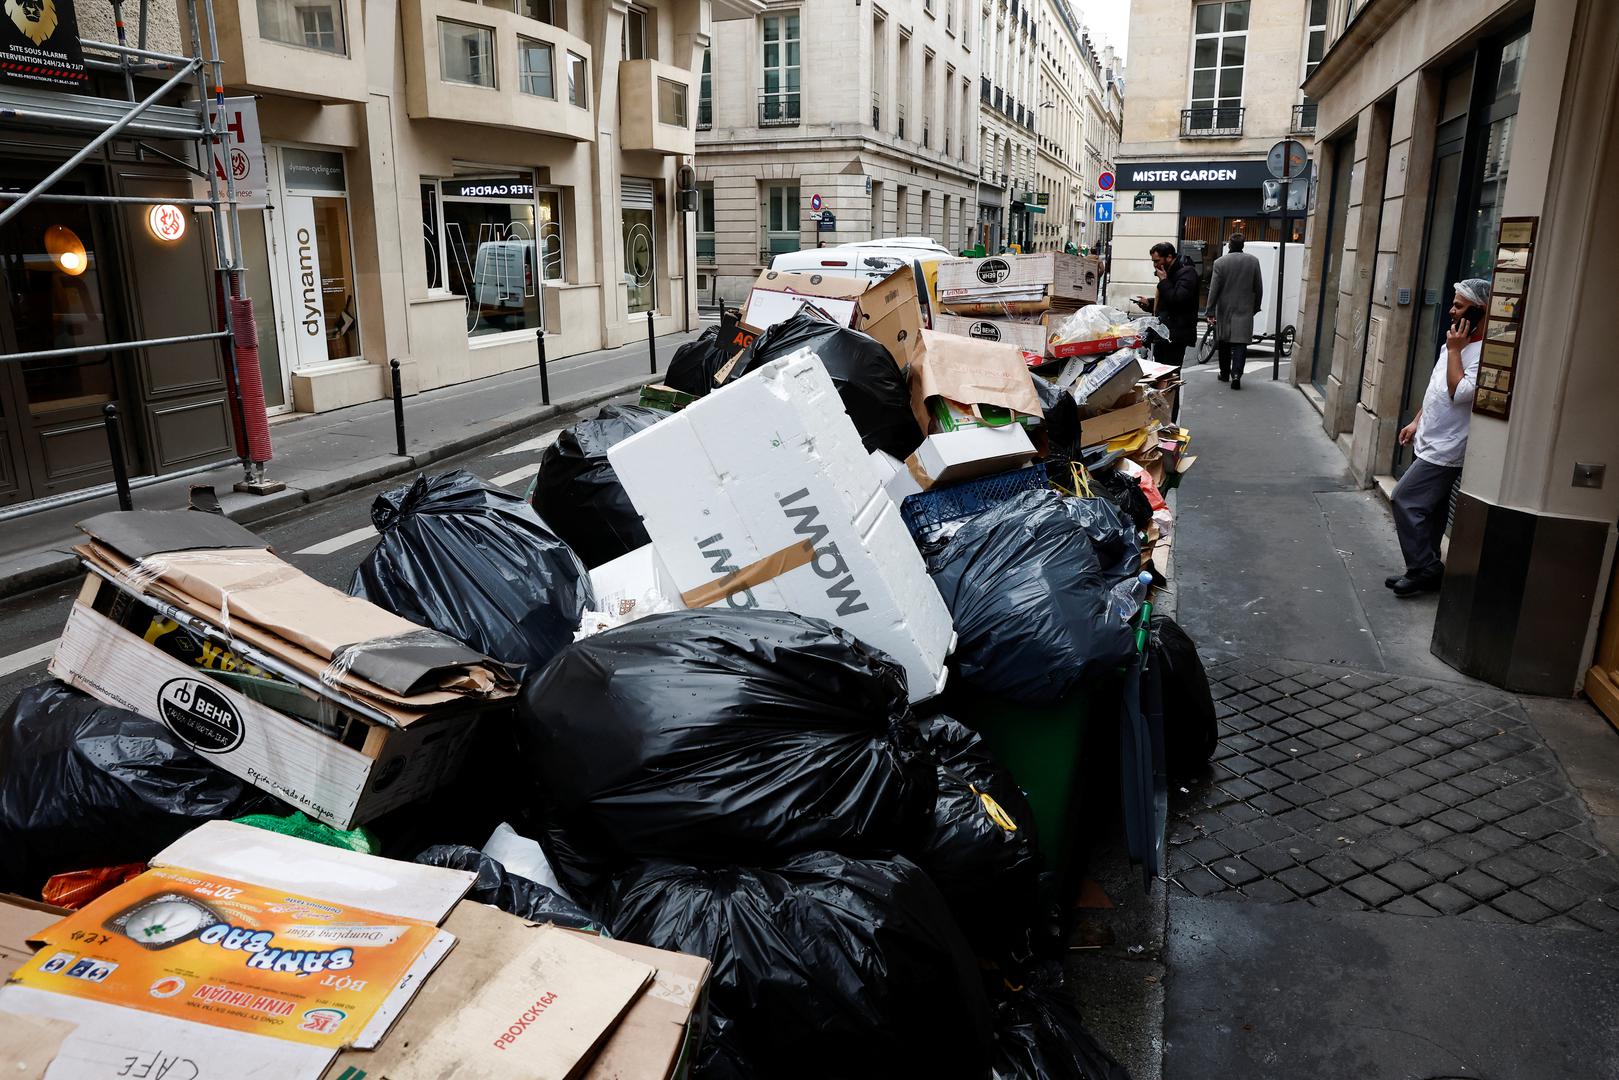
(0, 640, 56, 679)
(495, 431, 562, 456)
(490, 464, 539, 488)
(294, 524, 378, 556)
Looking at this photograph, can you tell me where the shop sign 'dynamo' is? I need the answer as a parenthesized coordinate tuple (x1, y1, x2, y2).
(0, 0, 86, 89)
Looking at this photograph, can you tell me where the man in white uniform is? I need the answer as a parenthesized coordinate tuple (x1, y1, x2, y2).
(1386, 278, 1491, 598)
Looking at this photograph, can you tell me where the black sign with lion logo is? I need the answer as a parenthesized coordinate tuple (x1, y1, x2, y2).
(1, 0, 87, 90)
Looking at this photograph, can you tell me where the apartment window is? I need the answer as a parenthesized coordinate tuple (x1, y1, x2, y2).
(658, 78, 687, 127)
(871, 11, 886, 129)
(1189, 1, 1247, 128)
(1299, 0, 1327, 119)
(896, 30, 910, 139)
(257, 0, 345, 54)
(895, 184, 908, 234)
(527, 0, 557, 25)
(762, 182, 800, 259)
(961, 79, 970, 159)
(698, 49, 712, 127)
(623, 4, 648, 60)
(567, 51, 588, 107)
(518, 37, 554, 98)
(696, 182, 716, 262)
(297, 5, 339, 50)
(944, 63, 955, 154)
(924, 0, 933, 12)
(945, 0, 954, 33)
(439, 19, 494, 87)
(920, 190, 932, 238)
(762, 12, 801, 124)
(922, 51, 935, 148)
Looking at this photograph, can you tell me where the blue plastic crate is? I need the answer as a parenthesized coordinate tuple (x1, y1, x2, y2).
(899, 462, 1050, 538)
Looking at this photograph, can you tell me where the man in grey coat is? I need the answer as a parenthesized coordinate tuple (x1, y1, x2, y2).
(1205, 233, 1264, 390)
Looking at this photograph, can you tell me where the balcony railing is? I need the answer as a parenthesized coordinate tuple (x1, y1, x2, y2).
(1291, 102, 1318, 134)
(1181, 105, 1244, 137)
(980, 76, 990, 103)
(697, 99, 712, 130)
(759, 91, 800, 126)
(993, 86, 1002, 109)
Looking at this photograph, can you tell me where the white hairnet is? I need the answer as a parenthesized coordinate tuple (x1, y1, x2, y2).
(1454, 278, 1491, 307)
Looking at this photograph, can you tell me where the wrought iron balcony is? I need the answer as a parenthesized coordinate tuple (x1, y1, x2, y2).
(1291, 102, 1318, 134)
(1181, 105, 1244, 137)
(759, 91, 800, 126)
(697, 100, 712, 130)
(980, 76, 990, 103)
(993, 86, 1003, 109)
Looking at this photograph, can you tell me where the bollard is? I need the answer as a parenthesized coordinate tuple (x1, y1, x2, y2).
(390, 359, 407, 457)
(536, 329, 550, 406)
(102, 404, 133, 511)
(647, 309, 657, 375)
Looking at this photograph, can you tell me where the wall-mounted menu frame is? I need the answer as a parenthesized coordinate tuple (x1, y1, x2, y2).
(1474, 216, 1537, 420)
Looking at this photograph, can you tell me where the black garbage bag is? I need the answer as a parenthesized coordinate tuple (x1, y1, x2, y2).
(1087, 463, 1154, 532)
(1152, 615, 1217, 783)
(607, 852, 995, 1079)
(349, 470, 593, 675)
(725, 310, 923, 459)
(990, 962, 1132, 1080)
(0, 682, 275, 894)
(1031, 375, 1083, 462)
(927, 488, 1139, 705)
(530, 404, 667, 568)
(692, 1009, 753, 1080)
(912, 715, 1043, 953)
(516, 610, 934, 898)
(413, 845, 602, 932)
(664, 324, 730, 398)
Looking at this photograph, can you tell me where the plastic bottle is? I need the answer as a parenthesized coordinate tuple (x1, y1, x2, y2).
(1108, 571, 1155, 624)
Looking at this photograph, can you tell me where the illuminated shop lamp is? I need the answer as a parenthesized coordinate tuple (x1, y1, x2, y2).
(147, 203, 187, 243)
(44, 225, 87, 276)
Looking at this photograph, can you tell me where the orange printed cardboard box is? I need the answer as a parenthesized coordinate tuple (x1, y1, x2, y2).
(12, 868, 443, 1049)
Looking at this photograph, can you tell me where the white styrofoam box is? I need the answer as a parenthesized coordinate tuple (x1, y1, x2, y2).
(589, 544, 684, 607)
(870, 449, 925, 505)
(608, 348, 953, 701)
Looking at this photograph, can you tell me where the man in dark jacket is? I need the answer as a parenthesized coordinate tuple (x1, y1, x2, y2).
(1133, 242, 1200, 368)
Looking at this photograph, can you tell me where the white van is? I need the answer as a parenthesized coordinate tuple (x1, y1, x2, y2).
(769, 237, 952, 326)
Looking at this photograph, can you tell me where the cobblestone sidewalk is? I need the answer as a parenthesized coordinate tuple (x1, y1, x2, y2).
(1168, 656, 1619, 930)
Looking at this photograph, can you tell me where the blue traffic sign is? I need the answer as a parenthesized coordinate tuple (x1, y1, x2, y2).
(1094, 199, 1114, 223)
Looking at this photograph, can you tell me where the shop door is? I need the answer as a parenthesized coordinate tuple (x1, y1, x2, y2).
(1586, 557, 1619, 735)
(0, 178, 124, 506)
(1395, 121, 1464, 476)
(621, 177, 656, 314)
(238, 209, 289, 412)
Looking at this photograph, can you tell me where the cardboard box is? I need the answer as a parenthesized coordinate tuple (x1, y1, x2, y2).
(608, 349, 955, 702)
(935, 252, 1102, 305)
(911, 329, 1046, 434)
(326, 908, 709, 1080)
(0, 821, 481, 1080)
(1080, 397, 1156, 447)
(745, 266, 924, 367)
(909, 425, 1039, 488)
(932, 313, 1049, 355)
(49, 513, 514, 828)
(1, 896, 67, 979)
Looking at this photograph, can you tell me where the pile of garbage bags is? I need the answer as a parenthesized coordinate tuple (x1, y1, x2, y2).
(511, 607, 1124, 1077)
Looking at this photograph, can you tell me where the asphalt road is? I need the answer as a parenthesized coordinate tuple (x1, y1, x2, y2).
(0, 393, 635, 719)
